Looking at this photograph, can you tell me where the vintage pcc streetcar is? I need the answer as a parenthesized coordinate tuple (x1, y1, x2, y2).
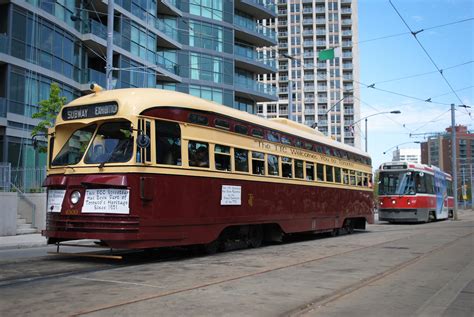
(377, 161, 454, 223)
(42, 87, 374, 251)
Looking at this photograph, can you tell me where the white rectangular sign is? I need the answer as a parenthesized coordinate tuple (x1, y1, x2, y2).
(221, 185, 241, 206)
(47, 190, 66, 212)
(82, 189, 130, 214)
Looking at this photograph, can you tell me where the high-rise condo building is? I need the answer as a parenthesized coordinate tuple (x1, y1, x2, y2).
(258, 0, 360, 148)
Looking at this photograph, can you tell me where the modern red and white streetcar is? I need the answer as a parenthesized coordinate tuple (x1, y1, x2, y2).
(377, 161, 454, 223)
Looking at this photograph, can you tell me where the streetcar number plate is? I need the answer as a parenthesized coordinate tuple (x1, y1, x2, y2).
(82, 189, 130, 214)
(47, 190, 66, 212)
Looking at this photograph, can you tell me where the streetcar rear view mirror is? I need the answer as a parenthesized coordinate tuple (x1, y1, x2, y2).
(137, 134, 150, 148)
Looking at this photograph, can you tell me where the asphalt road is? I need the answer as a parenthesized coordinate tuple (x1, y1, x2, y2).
(0, 212, 472, 317)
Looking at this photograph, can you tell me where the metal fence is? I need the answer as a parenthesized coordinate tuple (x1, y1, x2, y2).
(0, 163, 46, 193)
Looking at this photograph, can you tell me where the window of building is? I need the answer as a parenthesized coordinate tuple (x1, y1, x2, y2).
(282, 157, 292, 178)
(267, 154, 279, 176)
(156, 120, 181, 166)
(235, 148, 249, 172)
(189, 141, 209, 168)
(215, 144, 231, 171)
(252, 151, 265, 175)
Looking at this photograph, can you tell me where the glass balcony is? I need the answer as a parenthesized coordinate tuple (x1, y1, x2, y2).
(87, 69, 107, 87)
(303, 19, 313, 25)
(0, 34, 8, 54)
(85, 19, 107, 40)
(304, 109, 315, 115)
(235, 77, 277, 96)
(154, 19, 179, 42)
(235, 15, 277, 43)
(0, 97, 6, 117)
(316, 19, 326, 24)
(342, 19, 352, 25)
(244, 0, 277, 14)
(235, 44, 277, 69)
(303, 30, 314, 36)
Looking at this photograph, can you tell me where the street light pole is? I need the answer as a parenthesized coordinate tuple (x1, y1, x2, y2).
(450, 104, 458, 220)
(351, 110, 401, 152)
(365, 117, 368, 152)
(106, 0, 115, 90)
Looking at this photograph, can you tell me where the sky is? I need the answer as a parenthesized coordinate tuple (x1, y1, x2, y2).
(357, 0, 473, 171)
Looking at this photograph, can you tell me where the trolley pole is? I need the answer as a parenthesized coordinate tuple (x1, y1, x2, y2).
(450, 104, 458, 220)
(106, 0, 115, 90)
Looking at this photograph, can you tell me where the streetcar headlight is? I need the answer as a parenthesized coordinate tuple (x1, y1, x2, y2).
(392, 200, 396, 205)
(70, 191, 81, 204)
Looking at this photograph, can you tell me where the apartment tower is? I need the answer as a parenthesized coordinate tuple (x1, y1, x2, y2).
(258, 0, 360, 148)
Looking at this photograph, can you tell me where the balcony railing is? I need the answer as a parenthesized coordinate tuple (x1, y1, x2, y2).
(87, 69, 107, 87)
(0, 33, 8, 54)
(245, 0, 277, 13)
(316, 19, 326, 24)
(304, 109, 315, 115)
(304, 75, 314, 80)
(303, 30, 314, 36)
(303, 19, 313, 25)
(342, 19, 352, 25)
(235, 77, 277, 96)
(0, 97, 6, 117)
(235, 15, 277, 42)
(235, 44, 277, 69)
(85, 19, 107, 40)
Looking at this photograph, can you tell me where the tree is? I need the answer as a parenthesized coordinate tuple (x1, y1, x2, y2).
(31, 82, 66, 152)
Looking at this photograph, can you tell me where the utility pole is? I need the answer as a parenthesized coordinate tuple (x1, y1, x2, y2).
(462, 167, 466, 209)
(450, 104, 458, 220)
(288, 78, 293, 122)
(106, 0, 115, 90)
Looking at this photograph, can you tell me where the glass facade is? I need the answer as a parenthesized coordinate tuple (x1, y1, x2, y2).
(1, 0, 277, 188)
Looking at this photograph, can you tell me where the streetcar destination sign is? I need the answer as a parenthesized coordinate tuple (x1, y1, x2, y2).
(62, 102, 118, 120)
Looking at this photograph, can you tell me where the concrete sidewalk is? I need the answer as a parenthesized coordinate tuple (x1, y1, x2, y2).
(0, 233, 47, 250)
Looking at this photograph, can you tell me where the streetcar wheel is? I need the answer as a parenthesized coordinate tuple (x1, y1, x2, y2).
(428, 211, 436, 223)
(344, 220, 354, 234)
(248, 225, 263, 248)
(202, 239, 221, 255)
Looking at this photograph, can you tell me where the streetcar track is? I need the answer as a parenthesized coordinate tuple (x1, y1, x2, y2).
(285, 231, 474, 317)
(71, 231, 449, 316)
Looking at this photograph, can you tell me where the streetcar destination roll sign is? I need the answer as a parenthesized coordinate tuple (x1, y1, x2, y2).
(62, 102, 118, 120)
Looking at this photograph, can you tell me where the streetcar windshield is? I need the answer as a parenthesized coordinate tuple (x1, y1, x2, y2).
(51, 124, 97, 166)
(84, 121, 134, 164)
(378, 171, 415, 195)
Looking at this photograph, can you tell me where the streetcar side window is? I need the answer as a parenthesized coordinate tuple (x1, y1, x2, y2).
(350, 170, 356, 185)
(425, 174, 435, 194)
(414, 172, 427, 193)
(156, 120, 181, 166)
(189, 141, 209, 168)
(215, 144, 231, 171)
(295, 159, 304, 179)
(252, 151, 265, 175)
(342, 169, 349, 185)
(363, 174, 369, 187)
(306, 162, 315, 181)
(282, 157, 292, 178)
(326, 165, 334, 182)
(235, 148, 249, 172)
(316, 163, 324, 181)
(267, 154, 279, 176)
(334, 167, 341, 183)
(356, 171, 363, 186)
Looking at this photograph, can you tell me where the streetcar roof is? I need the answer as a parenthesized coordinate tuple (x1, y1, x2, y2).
(378, 161, 452, 178)
(58, 88, 370, 158)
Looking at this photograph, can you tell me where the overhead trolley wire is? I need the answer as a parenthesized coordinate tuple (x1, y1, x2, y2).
(389, 0, 471, 118)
